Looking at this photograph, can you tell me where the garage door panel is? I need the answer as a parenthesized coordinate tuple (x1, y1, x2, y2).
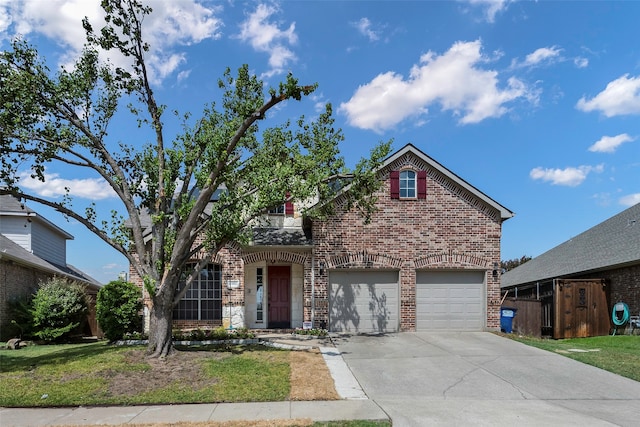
(329, 271, 399, 334)
(416, 271, 486, 331)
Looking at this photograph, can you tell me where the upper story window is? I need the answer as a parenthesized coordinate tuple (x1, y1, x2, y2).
(268, 193, 294, 215)
(400, 170, 416, 198)
(390, 169, 427, 200)
(268, 204, 285, 214)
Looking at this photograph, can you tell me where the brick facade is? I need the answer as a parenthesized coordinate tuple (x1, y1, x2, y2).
(129, 145, 510, 333)
(0, 261, 48, 340)
(312, 151, 505, 331)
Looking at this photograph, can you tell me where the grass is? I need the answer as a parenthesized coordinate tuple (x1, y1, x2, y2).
(0, 342, 389, 426)
(0, 342, 292, 407)
(505, 334, 640, 381)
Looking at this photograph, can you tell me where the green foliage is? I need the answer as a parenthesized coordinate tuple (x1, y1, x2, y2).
(1, 0, 393, 357)
(30, 278, 88, 343)
(6, 296, 35, 340)
(294, 328, 329, 337)
(501, 255, 532, 272)
(96, 279, 142, 341)
(172, 327, 254, 341)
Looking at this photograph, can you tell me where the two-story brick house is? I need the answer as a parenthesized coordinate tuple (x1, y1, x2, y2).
(0, 195, 102, 340)
(131, 144, 513, 333)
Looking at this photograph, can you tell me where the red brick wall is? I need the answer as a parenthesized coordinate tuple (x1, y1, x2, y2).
(311, 158, 504, 331)
(129, 244, 244, 332)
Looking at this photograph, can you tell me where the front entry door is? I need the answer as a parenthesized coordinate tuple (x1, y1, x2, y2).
(268, 266, 291, 328)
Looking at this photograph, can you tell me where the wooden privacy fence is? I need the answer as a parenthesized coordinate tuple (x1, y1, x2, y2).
(502, 278, 610, 339)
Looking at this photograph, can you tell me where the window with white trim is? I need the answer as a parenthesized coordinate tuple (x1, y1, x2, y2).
(390, 169, 427, 199)
(173, 263, 222, 321)
(400, 170, 416, 198)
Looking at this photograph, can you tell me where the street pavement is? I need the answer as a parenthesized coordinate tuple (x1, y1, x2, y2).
(333, 332, 640, 426)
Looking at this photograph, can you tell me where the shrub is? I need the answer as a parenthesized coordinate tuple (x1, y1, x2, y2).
(6, 296, 35, 340)
(31, 277, 89, 342)
(294, 328, 328, 337)
(96, 279, 142, 341)
(172, 327, 255, 341)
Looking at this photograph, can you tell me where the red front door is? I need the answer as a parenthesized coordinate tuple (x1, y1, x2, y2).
(268, 266, 291, 328)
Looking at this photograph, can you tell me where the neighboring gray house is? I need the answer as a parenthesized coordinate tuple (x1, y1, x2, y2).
(501, 203, 640, 318)
(0, 195, 101, 340)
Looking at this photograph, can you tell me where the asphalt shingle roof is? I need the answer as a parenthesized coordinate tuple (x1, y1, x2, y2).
(501, 203, 640, 288)
(0, 195, 37, 213)
(0, 235, 100, 287)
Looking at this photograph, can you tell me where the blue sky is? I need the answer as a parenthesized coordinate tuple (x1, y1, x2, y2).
(2, 0, 639, 284)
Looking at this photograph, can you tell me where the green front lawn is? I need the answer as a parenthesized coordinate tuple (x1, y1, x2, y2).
(0, 342, 290, 407)
(506, 334, 640, 382)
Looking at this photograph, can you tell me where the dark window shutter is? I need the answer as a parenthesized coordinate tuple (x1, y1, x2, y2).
(417, 171, 427, 199)
(390, 170, 400, 199)
(285, 192, 294, 214)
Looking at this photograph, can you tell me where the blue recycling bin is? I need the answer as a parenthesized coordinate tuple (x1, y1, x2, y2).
(500, 307, 517, 333)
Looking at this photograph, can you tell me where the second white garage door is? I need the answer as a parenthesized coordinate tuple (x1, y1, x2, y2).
(329, 270, 399, 333)
(416, 270, 486, 331)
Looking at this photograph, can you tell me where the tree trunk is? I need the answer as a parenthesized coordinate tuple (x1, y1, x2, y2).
(147, 292, 174, 358)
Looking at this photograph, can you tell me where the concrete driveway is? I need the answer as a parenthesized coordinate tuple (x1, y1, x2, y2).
(333, 332, 640, 426)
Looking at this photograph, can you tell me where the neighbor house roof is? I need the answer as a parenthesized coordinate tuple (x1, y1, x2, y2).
(501, 203, 640, 288)
(0, 234, 101, 288)
(0, 195, 74, 240)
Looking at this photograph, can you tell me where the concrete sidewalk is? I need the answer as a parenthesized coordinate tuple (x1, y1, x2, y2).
(0, 334, 388, 426)
(0, 400, 387, 426)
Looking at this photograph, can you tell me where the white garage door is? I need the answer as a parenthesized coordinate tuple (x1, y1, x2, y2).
(329, 270, 399, 333)
(416, 271, 486, 331)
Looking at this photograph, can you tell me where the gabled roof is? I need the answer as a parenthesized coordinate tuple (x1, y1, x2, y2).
(502, 203, 640, 288)
(0, 234, 101, 288)
(0, 195, 74, 240)
(382, 144, 514, 221)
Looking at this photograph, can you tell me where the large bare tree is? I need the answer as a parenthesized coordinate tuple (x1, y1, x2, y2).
(0, 0, 390, 357)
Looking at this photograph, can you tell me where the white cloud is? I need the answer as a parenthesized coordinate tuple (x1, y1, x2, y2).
(620, 193, 640, 207)
(18, 171, 116, 200)
(176, 69, 192, 84)
(574, 57, 589, 68)
(352, 17, 380, 42)
(464, 0, 510, 23)
(339, 40, 533, 132)
(236, 3, 297, 75)
(530, 164, 604, 187)
(0, 0, 15, 36)
(524, 46, 562, 66)
(576, 74, 640, 117)
(588, 133, 635, 153)
(3, 0, 222, 84)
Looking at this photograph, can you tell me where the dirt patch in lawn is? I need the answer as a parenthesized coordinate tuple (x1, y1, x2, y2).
(106, 349, 223, 397)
